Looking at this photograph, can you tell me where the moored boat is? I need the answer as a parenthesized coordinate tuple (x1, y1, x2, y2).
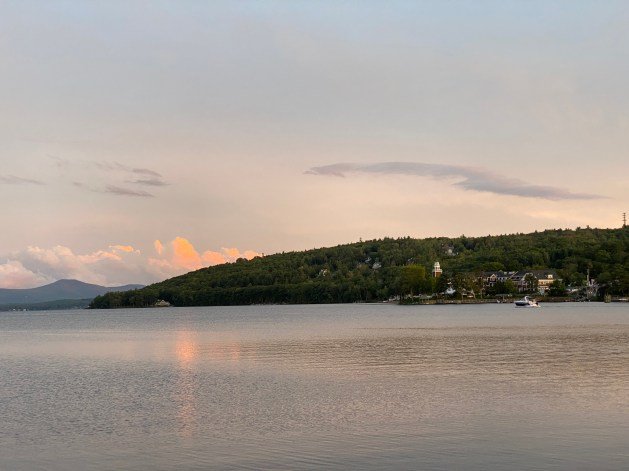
(514, 296, 539, 307)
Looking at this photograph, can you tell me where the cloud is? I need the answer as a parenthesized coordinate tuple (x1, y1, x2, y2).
(49, 156, 163, 178)
(201, 251, 227, 265)
(168, 238, 261, 272)
(0, 238, 261, 288)
(93, 161, 162, 178)
(0, 260, 50, 289)
(172, 237, 203, 271)
(50, 157, 167, 193)
(306, 162, 606, 200)
(126, 178, 169, 186)
(110, 245, 138, 254)
(199, 248, 259, 265)
(0, 175, 44, 185)
(0, 245, 143, 288)
(104, 185, 154, 197)
(148, 238, 261, 279)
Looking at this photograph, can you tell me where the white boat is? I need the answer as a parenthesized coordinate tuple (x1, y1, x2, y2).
(514, 296, 539, 307)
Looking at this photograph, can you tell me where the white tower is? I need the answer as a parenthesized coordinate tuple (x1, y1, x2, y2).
(432, 261, 442, 278)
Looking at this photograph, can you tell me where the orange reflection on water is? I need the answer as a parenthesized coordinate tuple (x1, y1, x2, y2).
(174, 331, 199, 438)
(172, 332, 243, 438)
(175, 331, 199, 366)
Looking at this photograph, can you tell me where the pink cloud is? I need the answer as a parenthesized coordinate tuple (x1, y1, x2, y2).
(202, 251, 227, 265)
(0, 237, 261, 288)
(0, 260, 50, 288)
(110, 244, 137, 253)
(220, 247, 261, 262)
(78, 250, 122, 263)
(171, 237, 203, 271)
(150, 238, 261, 276)
(222, 248, 241, 259)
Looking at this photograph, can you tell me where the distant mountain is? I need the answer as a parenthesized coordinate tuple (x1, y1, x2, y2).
(0, 279, 144, 305)
(0, 298, 93, 312)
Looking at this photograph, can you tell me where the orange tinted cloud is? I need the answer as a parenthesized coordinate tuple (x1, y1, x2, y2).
(148, 238, 262, 277)
(202, 251, 227, 265)
(221, 247, 261, 262)
(172, 237, 202, 271)
(110, 244, 136, 253)
(242, 250, 261, 260)
(223, 248, 241, 259)
(0, 237, 261, 288)
(201, 248, 260, 266)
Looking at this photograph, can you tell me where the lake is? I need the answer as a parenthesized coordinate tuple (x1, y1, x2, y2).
(1, 303, 628, 470)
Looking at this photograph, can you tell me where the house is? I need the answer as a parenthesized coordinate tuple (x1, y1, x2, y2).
(510, 270, 558, 293)
(479, 270, 516, 288)
(531, 270, 557, 293)
(479, 269, 560, 294)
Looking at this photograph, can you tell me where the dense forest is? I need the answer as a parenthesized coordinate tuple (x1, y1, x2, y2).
(90, 227, 629, 308)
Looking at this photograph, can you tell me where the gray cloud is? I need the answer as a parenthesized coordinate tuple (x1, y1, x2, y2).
(306, 162, 605, 201)
(51, 157, 167, 193)
(94, 161, 162, 178)
(104, 185, 154, 197)
(49, 156, 163, 178)
(0, 175, 44, 185)
(126, 178, 169, 187)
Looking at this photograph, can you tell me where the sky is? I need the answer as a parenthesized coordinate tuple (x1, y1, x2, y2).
(1, 1, 628, 288)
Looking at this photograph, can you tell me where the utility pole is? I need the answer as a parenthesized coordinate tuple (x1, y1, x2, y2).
(623, 212, 626, 227)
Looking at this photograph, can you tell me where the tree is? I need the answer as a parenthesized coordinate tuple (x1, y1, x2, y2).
(548, 280, 566, 297)
(492, 280, 517, 295)
(90, 227, 629, 308)
(435, 273, 450, 294)
(399, 265, 427, 296)
(524, 273, 538, 293)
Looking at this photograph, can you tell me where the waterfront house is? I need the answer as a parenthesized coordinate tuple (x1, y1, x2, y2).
(479, 269, 559, 294)
(480, 270, 516, 288)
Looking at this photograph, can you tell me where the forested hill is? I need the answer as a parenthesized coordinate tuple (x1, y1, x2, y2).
(90, 227, 629, 308)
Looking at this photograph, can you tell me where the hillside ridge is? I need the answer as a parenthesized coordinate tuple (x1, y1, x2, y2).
(90, 227, 628, 308)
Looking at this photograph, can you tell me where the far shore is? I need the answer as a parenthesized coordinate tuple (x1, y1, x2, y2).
(397, 296, 626, 305)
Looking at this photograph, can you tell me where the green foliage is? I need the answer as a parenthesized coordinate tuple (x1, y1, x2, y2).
(90, 227, 629, 308)
(549, 279, 567, 297)
(435, 274, 450, 294)
(398, 265, 428, 295)
(523, 273, 539, 293)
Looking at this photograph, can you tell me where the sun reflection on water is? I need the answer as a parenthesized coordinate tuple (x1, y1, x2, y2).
(174, 331, 199, 438)
(175, 331, 199, 366)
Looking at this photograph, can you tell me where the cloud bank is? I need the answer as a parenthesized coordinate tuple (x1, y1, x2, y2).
(0, 175, 44, 185)
(306, 162, 605, 201)
(50, 157, 168, 196)
(148, 237, 261, 278)
(0, 238, 261, 288)
(93, 161, 162, 178)
(104, 185, 154, 197)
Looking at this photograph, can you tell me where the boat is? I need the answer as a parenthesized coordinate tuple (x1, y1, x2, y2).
(514, 296, 539, 307)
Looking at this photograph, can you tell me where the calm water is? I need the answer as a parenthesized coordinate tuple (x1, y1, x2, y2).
(1, 303, 628, 470)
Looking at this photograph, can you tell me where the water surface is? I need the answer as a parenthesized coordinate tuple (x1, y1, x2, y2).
(1, 303, 628, 470)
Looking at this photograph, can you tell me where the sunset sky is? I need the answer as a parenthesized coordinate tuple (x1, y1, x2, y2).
(1, 1, 628, 287)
